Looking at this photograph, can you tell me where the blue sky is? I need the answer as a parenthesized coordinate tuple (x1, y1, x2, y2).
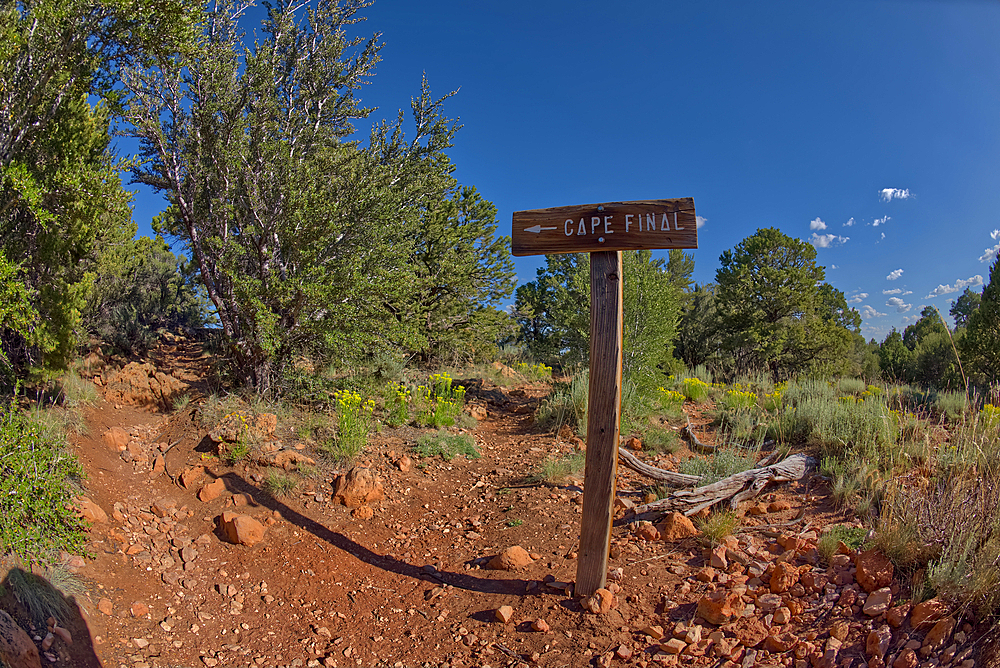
(126, 0, 1000, 341)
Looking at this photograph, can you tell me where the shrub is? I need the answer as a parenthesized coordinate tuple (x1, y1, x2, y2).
(514, 362, 553, 381)
(415, 373, 466, 428)
(535, 371, 588, 434)
(0, 399, 88, 561)
(721, 388, 757, 411)
(817, 525, 868, 564)
(414, 431, 479, 461)
(262, 469, 298, 497)
(383, 381, 411, 427)
(838, 377, 866, 395)
(681, 377, 711, 403)
(530, 450, 585, 484)
(332, 389, 375, 457)
(679, 448, 758, 484)
(642, 426, 682, 455)
(696, 511, 740, 547)
(658, 387, 685, 411)
(933, 390, 968, 422)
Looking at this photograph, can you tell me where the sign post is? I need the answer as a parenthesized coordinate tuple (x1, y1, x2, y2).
(512, 198, 698, 597)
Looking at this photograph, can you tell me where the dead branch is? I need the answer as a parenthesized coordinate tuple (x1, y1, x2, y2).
(632, 453, 816, 518)
(617, 447, 702, 487)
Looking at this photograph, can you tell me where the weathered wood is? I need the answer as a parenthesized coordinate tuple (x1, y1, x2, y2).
(512, 198, 697, 256)
(576, 250, 624, 598)
(616, 447, 702, 487)
(680, 411, 775, 454)
(632, 453, 815, 518)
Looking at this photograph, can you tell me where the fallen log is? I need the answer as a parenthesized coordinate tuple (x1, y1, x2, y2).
(632, 453, 815, 518)
(680, 411, 775, 454)
(616, 447, 702, 487)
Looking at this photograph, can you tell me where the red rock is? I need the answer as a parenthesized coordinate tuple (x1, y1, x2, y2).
(697, 590, 743, 626)
(198, 478, 226, 502)
(494, 606, 514, 623)
(582, 588, 614, 614)
(615, 645, 632, 660)
(770, 562, 799, 593)
(892, 648, 918, 668)
(351, 505, 374, 520)
(721, 617, 768, 648)
(636, 522, 660, 541)
(254, 413, 277, 438)
(97, 598, 113, 615)
(922, 616, 955, 650)
(218, 511, 265, 546)
(102, 427, 129, 452)
(866, 625, 892, 660)
(887, 602, 911, 628)
(747, 503, 767, 516)
(625, 435, 643, 451)
(830, 620, 849, 642)
(764, 632, 798, 653)
(488, 546, 533, 571)
(641, 625, 665, 640)
(661, 638, 686, 655)
(179, 466, 205, 489)
(910, 598, 949, 630)
(395, 455, 412, 473)
(856, 550, 894, 593)
(76, 496, 108, 523)
(130, 602, 149, 617)
(0, 609, 42, 668)
(863, 587, 892, 616)
(333, 467, 384, 508)
(531, 619, 550, 632)
(710, 544, 728, 569)
(657, 512, 700, 540)
(767, 500, 791, 513)
(151, 498, 176, 518)
(695, 567, 716, 582)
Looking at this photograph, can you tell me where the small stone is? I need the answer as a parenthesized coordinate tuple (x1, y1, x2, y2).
(332, 467, 384, 508)
(830, 620, 849, 642)
(641, 625, 665, 640)
(697, 590, 743, 625)
(922, 617, 955, 650)
(98, 598, 113, 615)
(856, 550, 894, 593)
(488, 546, 533, 571)
(864, 587, 893, 616)
(218, 511, 265, 546)
(767, 500, 791, 513)
(582, 588, 614, 614)
(887, 602, 911, 628)
(636, 522, 660, 542)
(710, 544, 728, 569)
(866, 625, 892, 660)
(494, 606, 514, 624)
(76, 496, 108, 523)
(770, 562, 799, 593)
(130, 602, 149, 617)
(910, 598, 949, 631)
(661, 638, 686, 655)
(132, 638, 149, 648)
(351, 505, 374, 520)
(773, 607, 791, 625)
(395, 456, 412, 473)
(198, 478, 226, 502)
(531, 619, 550, 633)
(657, 512, 700, 540)
(615, 645, 632, 660)
(892, 648, 918, 668)
(764, 632, 798, 653)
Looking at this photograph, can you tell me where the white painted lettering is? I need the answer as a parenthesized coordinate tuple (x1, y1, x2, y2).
(661, 213, 669, 231)
(591, 216, 601, 234)
(645, 213, 655, 232)
(604, 215, 613, 234)
(577, 218, 586, 235)
(565, 219, 573, 236)
(625, 214, 633, 232)
(674, 211, 683, 230)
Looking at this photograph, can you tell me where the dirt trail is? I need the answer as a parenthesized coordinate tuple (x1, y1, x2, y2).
(34, 342, 991, 668)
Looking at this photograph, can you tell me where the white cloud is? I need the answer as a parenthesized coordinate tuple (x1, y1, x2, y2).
(886, 297, 912, 313)
(847, 293, 868, 304)
(883, 288, 902, 295)
(830, 264, 838, 269)
(900, 314, 919, 324)
(844, 217, 855, 227)
(880, 188, 912, 202)
(881, 232, 886, 240)
(981, 242, 1000, 263)
(991, 229, 999, 241)
(861, 305, 886, 319)
(810, 233, 849, 248)
(810, 217, 827, 231)
(873, 216, 891, 227)
(924, 275, 984, 298)
(696, 215, 707, 229)
(887, 269, 904, 281)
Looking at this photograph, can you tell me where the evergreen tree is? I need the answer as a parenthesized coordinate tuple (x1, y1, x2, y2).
(962, 258, 1000, 387)
(950, 287, 981, 329)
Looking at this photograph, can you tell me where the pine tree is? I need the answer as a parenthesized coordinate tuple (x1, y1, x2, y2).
(962, 258, 1000, 387)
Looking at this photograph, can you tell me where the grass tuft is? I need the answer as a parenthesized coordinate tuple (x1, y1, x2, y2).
(696, 511, 740, 547)
(262, 469, 298, 498)
(530, 450, 585, 485)
(414, 431, 479, 461)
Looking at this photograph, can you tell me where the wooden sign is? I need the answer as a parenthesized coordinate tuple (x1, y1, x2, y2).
(511, 198, 697, 256)
(511, 197, 697, 598)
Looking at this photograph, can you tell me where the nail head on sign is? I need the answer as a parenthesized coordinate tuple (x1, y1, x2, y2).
(598, 237, 605, 243)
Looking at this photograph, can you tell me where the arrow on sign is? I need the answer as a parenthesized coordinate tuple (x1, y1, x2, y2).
(524, 225, 558, 234)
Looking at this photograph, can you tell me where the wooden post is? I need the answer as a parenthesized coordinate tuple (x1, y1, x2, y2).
(576, 250, 624, 597)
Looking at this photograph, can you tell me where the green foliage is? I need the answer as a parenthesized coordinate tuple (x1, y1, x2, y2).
(515, 251, 684, 388)
(962, 258, 1000, 387)
(721, 388, 757, 411)
(414, 431, 479, 461)
(681, 377, 711, 403)
(3, 562, 86, 628)
(817, 525, 868, 564)
(330, 390, 375, 459)
(0, 398, 88, 561)
(679, 447, 758, 484)
(83, 234, 210, 356)
(414, 373, 465, 428)
(122, 0, 502, 392)
(696, 511, 740, 547)
(383, 382, 412, 427)
(262, 470, 298, 498)
(530, 450, 585, 484)
(0, 251, 36, 377)
(714, 228, 859, 380)
(641, 426, 682, 455)
(514, 362, 553, 381)
(674, 283, 725, 372)
(535, 371, 588, 434)
(950, 287, 981, 328)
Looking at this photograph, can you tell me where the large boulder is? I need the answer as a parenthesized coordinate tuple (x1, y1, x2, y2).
(333, 467, 384, 508)
(103, 362, 185, 408)
(218, 512, 265, 547)
(0, 609, 42, 668)
(856, 549, 894, 593)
